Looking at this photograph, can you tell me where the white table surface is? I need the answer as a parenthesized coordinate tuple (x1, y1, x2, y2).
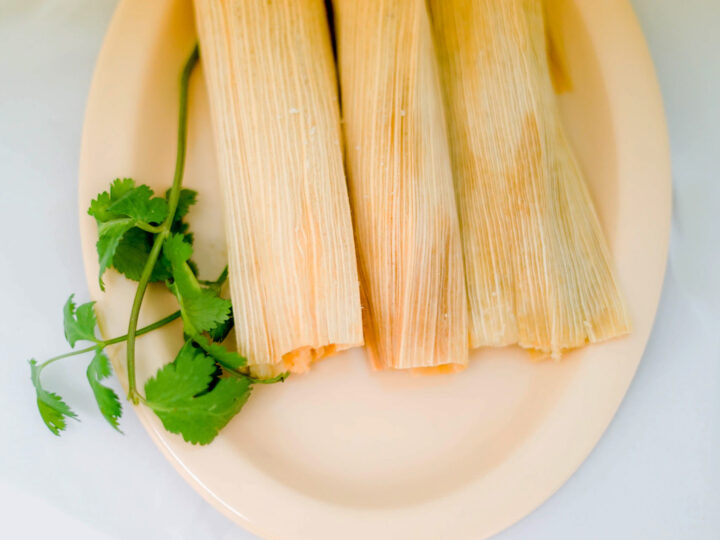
(1, 1, 718, 538)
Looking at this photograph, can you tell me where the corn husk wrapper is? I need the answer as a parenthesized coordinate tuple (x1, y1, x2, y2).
(544, 0, 572, 93)
(333, 0, 468, 370)
(429, 0, 630, 358)
(194, 0, 363, 377)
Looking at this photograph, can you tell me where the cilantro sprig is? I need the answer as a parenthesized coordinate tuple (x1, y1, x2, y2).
(144, 342, 252, 444)
(29, 297, 181, 433)
(28, 45, 286, 446)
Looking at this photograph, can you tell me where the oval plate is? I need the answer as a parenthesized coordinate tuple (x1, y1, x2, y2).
(78, 0, 671, 538)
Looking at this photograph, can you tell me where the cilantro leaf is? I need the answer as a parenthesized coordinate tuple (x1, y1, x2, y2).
(163, 232, 193, 264)
(110, 177, 137, 201)
(29, 359, 78, 435)
(96, 219, 135, 289)
(87, 191, 113, 223)
(112, 227, 172, 283)
(200, 269, 234, 342)
(193, 333, 246, 369)
(88, 179, 175, 288)
(88, 178, 137, 223)
(168, 189, 197, 243)
(108, 184, 168, 225)
(164, 234, 231, 335)
(174, 286, 232, 335)
(89, 178, 168, 225)
(86, 350, 123, 432)
(207, 307, 234, 342)
(146, 343, 211, 399)
(170, 188, 198, 222)
(63, 295, 98, 347)
(144, 343, 251, 445)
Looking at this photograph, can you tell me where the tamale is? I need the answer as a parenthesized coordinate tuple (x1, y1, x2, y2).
(429, 0, 630, 358)
(193, 0, 363, 377)
(333, 0, 468, 370)
(544, 0, 573, 94)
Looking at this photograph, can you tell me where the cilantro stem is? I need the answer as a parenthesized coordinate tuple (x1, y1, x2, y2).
(166, 45, 200, 227)
(125, 233, 167, 403)
(249, 373, 289, 384)
(38, 310, 181, 371)
(136, 222, 164, 234)
(187, 334, 287, 383)
(40, 346, 98, 368)
(125, 45, 199, 404)
(107, 309, 181, 345)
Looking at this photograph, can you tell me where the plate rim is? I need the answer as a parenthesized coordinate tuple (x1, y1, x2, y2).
(77, 0, 672, 538)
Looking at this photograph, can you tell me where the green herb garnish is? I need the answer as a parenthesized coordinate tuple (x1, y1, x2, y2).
(28, 45, 286, 445)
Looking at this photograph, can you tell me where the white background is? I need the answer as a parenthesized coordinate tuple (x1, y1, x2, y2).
(1, 1, 718, 538)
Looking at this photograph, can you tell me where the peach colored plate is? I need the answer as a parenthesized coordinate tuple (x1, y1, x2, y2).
(78, 0, 671, 538)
